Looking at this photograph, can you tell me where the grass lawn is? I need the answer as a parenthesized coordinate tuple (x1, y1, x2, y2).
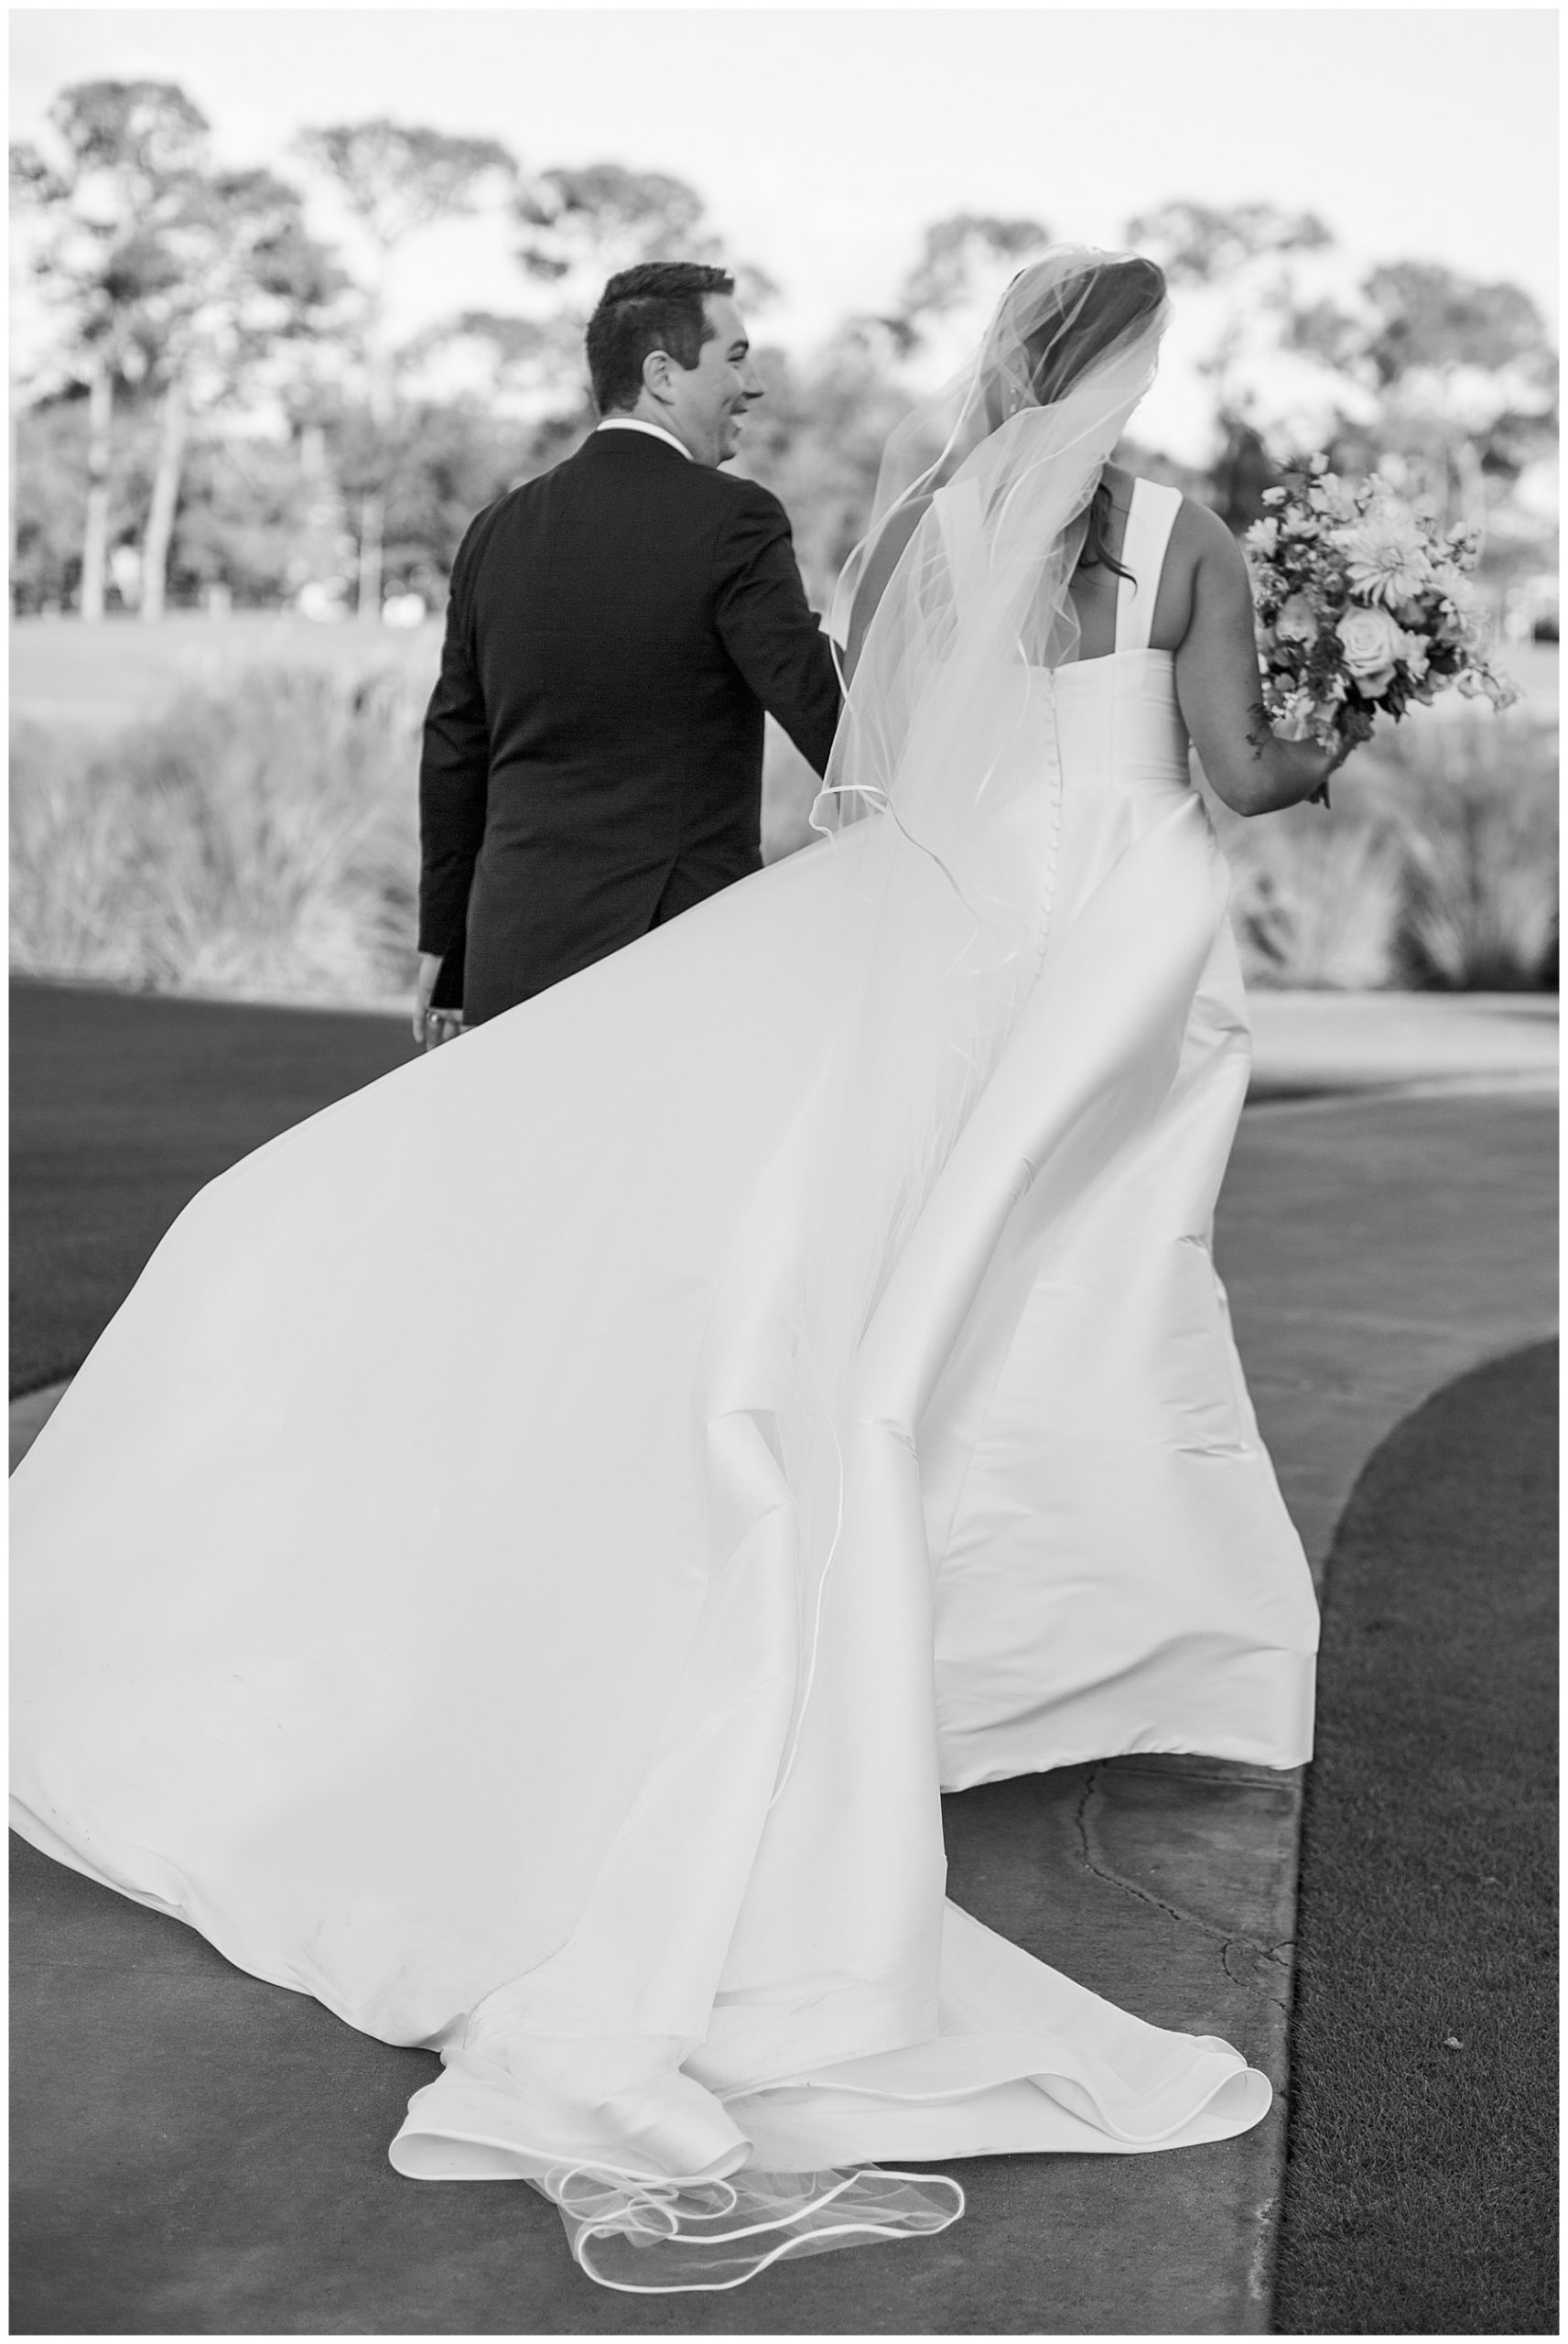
(11, 610, 444, 735)
(1273, 1339, 1558, 2335)
(11, 615, 1559, 738)
(9, 980, 414, 1396)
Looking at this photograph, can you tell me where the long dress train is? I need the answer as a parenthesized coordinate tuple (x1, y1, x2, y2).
(12, 477, 1317, 2288)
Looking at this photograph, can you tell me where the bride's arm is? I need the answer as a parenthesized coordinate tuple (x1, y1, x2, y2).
(842, 496, 932, 681)
(1173, 504, 1346, 816)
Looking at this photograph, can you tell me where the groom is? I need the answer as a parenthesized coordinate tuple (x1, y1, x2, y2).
(415, 260, 843, 1038)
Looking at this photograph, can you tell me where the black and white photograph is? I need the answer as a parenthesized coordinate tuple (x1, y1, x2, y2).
(8, 4, 1557, 2334)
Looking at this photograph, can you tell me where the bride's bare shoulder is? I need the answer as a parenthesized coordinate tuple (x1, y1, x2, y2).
(1168, 493, 1248, 578)
(844, 492, 935, 674)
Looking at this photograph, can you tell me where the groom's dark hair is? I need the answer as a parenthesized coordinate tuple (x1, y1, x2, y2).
(587, 262, 735, 415)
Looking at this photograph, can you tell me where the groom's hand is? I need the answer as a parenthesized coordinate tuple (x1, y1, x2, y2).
(414, 952, 464, 1050)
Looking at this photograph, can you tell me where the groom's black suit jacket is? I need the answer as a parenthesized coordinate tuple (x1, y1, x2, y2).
(417, 428, 842, 1023)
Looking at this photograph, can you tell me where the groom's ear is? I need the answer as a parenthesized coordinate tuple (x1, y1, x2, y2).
(641, 346, 676, 404)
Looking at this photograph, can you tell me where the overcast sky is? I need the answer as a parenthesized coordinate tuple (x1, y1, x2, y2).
(11, 5, 1559, 355)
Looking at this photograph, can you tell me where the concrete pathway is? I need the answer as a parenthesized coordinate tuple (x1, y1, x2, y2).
(10, 1012, 1557, 2333)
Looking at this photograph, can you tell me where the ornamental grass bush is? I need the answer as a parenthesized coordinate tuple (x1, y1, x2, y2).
(12, 674, 819, 1000)
(1367, 711, 1559, 991)
(1220, 808, 1409, 990)
(11, 666, 423, 1000)
(1208, 706, 1558, 991)
(10, 668, 1558, 1002)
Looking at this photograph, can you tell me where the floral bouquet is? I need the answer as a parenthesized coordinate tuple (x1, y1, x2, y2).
(1246, 455, 1519, 798)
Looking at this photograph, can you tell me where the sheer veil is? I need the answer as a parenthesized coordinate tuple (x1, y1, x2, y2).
(772, 247, 1172, 1763)
(826, 243, 1171, 773)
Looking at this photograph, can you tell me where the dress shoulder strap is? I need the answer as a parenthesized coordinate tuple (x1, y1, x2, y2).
(1113, 478, 1184, 654)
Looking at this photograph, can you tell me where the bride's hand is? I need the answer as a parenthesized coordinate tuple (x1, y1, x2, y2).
(1303, 725, 1360, 808)
(1174, 508, 1358, 819)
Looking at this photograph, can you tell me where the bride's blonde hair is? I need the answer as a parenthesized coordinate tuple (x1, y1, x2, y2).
(1002, 253, 1169, 578)
(1014, 254, 1167, 405)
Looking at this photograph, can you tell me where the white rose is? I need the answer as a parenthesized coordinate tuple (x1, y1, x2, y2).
(1336, 603, 1402, 696)
(1275, 593, 1318, 644)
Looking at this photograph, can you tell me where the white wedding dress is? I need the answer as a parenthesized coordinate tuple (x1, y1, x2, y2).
(12, 476, 1318, 2289)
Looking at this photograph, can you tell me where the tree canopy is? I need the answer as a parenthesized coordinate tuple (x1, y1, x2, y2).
(10, 94, 1557, 620)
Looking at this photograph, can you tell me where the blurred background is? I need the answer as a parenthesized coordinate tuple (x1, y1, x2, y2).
(9, 6, 1559, 1005)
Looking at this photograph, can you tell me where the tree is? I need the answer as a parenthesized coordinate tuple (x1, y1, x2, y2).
(293, 120, 518, 616)
(508, 165, 778, 431)
(889, 213, 1051, 384)
(516, 163, 719, 286)
(1346, 262, 1555, 531)
(8, 141, 62, 580)
(1207, 417, 1277, 534)
(399, 308, 571, 439)
(724, 214, 1049, 605)
(728, 331, 912, 607)
(166, 430, 319, 608)
(135, 168, 343, 618)
(897, 213, 1051, 324)
(510, 163, 779, 417)
(376, 397, 536, 590)
(1124, 208, 1557, 574)
(1126, 200, 1331, 286)
(13, 80, 210, 617)
(1124, 199, 1377, 472)
(12, 386, 158, 614)
(1276, 256, 1558, 581)
(514, 163, 779, 308)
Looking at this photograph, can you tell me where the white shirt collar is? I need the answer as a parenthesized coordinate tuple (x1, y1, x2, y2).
(594, 416, 693, 461)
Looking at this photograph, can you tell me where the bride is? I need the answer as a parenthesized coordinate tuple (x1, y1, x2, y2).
(12, 248, 1342, 2292)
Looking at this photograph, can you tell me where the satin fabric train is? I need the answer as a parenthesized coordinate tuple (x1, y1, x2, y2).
(12, 476, 1317, 2286)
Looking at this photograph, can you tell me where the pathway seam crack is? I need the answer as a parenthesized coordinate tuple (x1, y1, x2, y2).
(1073, 1767, 1296, 1992)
